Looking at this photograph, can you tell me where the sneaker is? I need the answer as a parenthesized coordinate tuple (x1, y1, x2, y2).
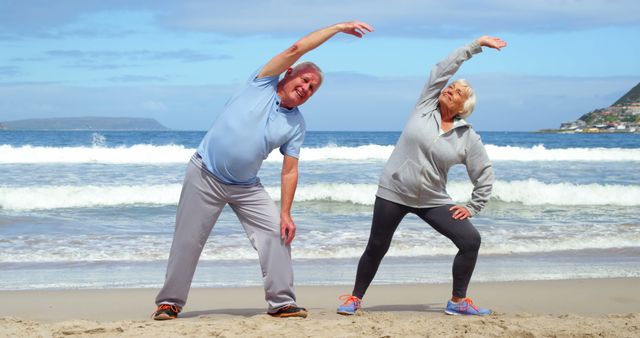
(152, 304, 182, 320)
(445, 298, 492, 316)
(269, 305, 308, 318)
(336, 295, 362, 315)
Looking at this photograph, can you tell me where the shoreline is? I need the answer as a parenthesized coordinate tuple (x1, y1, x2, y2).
(1, 278, 639, 337)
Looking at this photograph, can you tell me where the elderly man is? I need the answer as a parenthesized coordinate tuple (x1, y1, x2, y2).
(153, 21, 373, 320)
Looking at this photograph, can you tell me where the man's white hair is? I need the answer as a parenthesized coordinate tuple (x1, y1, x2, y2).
(291, 61, 324, 85)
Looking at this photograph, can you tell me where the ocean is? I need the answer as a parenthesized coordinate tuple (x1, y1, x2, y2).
(1, 130, 639, 290)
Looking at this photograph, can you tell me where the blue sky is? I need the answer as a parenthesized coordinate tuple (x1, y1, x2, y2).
(0, 0, 639, 131)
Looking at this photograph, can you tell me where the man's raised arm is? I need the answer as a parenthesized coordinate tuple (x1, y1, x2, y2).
(258, 21, 374, 78)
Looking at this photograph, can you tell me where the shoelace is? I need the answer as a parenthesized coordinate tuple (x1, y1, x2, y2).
(463, 298, 479, 311)
(279, 305, 293, 311)
(152, 304, 181, 317)
(339, 294, 361, 306)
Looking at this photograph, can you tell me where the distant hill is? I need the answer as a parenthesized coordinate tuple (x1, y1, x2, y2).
(576, 82, 640, 126)
(0, 117, 169, 131)
(612, 82, 640, 107)
(549, 82, 640, 133)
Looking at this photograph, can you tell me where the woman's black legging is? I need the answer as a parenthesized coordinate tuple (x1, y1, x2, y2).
(352, 197, 482, 299)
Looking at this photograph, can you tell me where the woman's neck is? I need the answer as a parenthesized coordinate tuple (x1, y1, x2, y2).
(439, 106, 456, 122)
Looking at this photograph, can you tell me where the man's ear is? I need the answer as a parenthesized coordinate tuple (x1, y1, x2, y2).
(284, 68, 294, 77)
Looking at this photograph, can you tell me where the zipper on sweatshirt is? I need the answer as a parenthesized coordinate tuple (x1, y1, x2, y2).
(432, 133, 441, 145)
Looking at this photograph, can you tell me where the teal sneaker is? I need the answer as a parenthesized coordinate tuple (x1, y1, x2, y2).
(445, 298, 492, 316)
(337, 295, 361, 315)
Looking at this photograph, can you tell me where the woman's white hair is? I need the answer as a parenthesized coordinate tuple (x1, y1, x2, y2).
(454, 79, 476, 119)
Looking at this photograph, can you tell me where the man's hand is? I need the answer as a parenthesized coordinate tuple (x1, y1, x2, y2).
(477, 36, 507, 51)
(450, 205, 472, 220)
(335, 21, 374, 38)
(280, 213, 296, 245)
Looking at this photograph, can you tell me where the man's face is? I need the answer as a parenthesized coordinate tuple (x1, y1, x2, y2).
(438, 82, 468, 117)
(278, 67, 322, 108)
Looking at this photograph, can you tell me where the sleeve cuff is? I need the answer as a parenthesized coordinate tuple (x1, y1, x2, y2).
(465, 203, 479, 217)
(469, 40, 483, 54)
(281, 149, 300, 159)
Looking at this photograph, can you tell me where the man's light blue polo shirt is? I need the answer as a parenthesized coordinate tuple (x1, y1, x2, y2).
(196, 68, 306, 185)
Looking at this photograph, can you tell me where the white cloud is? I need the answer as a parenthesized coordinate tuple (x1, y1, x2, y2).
(0, 0, 151, 34)
(157, 0, 640, 37)
(1, 1, 639, 37)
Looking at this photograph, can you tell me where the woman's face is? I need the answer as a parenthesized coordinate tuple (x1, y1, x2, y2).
(438, 82, 468, 118)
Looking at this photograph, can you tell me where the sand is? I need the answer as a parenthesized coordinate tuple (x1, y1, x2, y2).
(1, 278, 639, 337)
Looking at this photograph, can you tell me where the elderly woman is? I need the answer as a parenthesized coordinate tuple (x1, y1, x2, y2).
(337, 36, 507, 316)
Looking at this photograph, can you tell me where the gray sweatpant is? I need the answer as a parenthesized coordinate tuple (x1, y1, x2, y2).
(155, 156, 296, 312)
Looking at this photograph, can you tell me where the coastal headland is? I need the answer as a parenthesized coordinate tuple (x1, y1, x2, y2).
(540, 82, 640, 134)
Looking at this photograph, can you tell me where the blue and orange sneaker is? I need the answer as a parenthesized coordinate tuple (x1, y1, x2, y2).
(337, 295, 362, 315)
(445, 298, 492, 316)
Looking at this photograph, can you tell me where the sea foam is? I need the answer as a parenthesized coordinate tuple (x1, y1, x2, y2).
(2, 231, 638, 263)
(2, 180, 639, 211)
(2, 143, 640, 163)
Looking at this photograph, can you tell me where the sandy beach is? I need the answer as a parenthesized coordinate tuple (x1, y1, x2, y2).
(2, 278, 639, 337)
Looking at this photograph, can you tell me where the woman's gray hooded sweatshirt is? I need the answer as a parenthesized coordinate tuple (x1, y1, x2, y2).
(376, 40, 494, 217)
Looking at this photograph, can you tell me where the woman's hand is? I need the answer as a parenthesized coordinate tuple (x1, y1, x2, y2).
(449, 205, 471, 220)
(477, 36, 507, 51)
